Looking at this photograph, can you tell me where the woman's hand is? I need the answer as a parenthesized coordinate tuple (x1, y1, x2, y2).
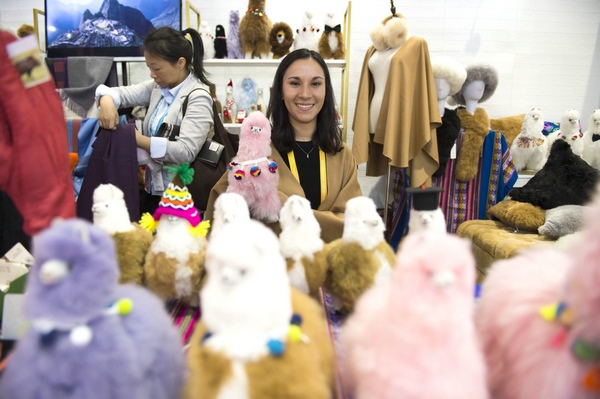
(98, 96, 119, 130)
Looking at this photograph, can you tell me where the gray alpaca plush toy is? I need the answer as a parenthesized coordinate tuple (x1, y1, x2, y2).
(0, 218, 186, 399)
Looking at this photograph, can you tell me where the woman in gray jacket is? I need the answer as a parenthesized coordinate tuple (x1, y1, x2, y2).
(96, 27, 213, 213)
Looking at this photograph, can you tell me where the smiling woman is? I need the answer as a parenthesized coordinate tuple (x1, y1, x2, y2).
(205, 49, 362, 243)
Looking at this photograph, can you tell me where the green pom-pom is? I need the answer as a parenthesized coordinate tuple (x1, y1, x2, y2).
(164, 163, 195, 185)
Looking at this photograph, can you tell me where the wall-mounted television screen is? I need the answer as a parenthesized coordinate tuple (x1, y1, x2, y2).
(45, 0, 181, 58)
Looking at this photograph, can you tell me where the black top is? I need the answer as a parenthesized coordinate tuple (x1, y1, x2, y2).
(280, 141, 321, 210)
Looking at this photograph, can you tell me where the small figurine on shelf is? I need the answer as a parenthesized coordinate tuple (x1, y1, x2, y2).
(214, 24, 227, 59)
(223, 79, 237, 124)
(318, 11, 345, 60)
(227, 10, 244, 59)
(236, 77, 258, 120)
(256, 87, 266, 114)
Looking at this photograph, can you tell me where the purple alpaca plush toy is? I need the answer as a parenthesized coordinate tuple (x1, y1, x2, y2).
(0, 218, 186, 399)
(227, 10, 244, 59)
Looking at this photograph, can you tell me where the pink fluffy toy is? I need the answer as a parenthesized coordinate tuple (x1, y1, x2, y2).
(226, 110, 281, 223)
(475, 185, 600, 398)
(340, 231, 489, 399)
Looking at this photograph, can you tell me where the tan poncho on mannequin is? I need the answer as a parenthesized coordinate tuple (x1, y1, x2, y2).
(352, 36, 441, 187)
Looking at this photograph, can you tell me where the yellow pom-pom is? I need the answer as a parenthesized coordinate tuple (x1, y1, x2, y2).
(539, 302, 559, 322)
(139, 212, 158, 233)
(116, 298, 134, 315)
(288, 325, 303, 343)
(189, 220, 211, 237)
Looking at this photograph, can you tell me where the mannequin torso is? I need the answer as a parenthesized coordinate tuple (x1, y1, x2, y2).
(434, 78, 451, 117)
(463, 80, 485, 114)
(368, 47, 402, 132)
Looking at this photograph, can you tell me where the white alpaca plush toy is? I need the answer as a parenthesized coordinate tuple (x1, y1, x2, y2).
(547, 108, 583, 157)
(199, 20, 216, 59)
(92, 184, 152, 285)
(293, 11, 320, 52)
(209, 192, 251, 238)
(279, 195, 327, 299)
(582, 109, 600, 170)
(406, 186, 447, 235)
(510, 108, 548, 172)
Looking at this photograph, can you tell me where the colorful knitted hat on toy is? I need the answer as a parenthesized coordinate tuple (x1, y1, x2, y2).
(139, 164, 210, 237)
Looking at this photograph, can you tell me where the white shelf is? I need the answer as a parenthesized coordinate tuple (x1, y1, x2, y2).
(204, 59, 346, 69)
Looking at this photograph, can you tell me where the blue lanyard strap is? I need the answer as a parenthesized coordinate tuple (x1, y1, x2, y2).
(149, 97, 174, 136)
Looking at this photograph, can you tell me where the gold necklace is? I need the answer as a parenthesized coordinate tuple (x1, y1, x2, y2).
(294, 142, 315, 158)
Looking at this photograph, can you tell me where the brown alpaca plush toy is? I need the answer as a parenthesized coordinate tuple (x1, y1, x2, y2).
(269, 21, 294, 59)
(318, 12, 345, 60)
(239, 0, 272, 59)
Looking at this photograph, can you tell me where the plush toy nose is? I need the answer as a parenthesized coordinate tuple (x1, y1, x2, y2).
(39, 259, 69, 285)
(430, 270, 455, 289)
(251, 126, 262, 134)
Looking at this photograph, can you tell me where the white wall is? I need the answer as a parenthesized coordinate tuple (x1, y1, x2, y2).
(2, 0, 599, 204)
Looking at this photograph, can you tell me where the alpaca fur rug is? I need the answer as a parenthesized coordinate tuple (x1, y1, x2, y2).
(509, 140, 600, 209)
(455, 107, 491, 182)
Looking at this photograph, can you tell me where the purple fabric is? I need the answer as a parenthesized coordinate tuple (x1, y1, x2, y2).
(76, 124, 140, 222)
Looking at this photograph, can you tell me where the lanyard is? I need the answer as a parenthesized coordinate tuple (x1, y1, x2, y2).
(149, 97, 174, 136)
(287, 149, 328, 204)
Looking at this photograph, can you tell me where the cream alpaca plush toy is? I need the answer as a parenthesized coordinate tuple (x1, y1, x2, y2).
(509, 107, 548, 172)
(582, 109, 600, 169)
(92, 184, 152, 285)
(324, 196, 396, 313)
(185, 219, 335, 399)
(226, 111, 281, 223)
(547, 108, 583, 157)
(293, 11, 320, 52)
(279, 195, 327, 300)
(199, 20, 215, 59)
(140, 164, 210, 305)
(341, 231, 488, 399)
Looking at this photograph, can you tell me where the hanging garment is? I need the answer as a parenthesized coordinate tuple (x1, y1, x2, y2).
(76, 124, 140, 223)
(0, 31, 75, 236)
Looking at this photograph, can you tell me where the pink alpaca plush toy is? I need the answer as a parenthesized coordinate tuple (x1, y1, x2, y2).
(341, 231, 489, 399)
(226, 111, 281, 223)
(475, 185, 600, 398)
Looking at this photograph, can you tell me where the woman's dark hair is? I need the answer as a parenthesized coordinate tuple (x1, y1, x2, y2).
(143, 26, 211, 86)
(267, 48, 343, 155)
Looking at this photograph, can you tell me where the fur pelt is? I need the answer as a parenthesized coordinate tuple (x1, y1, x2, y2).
(293, 11, 320, 52)
(318, 12, 345, 60)
(431, 56, 468, 97)
(490, 113, 526, 147)
(185, 219, 335, 399)
(342, 231, 488, 399)
(269, 21, 294, 59)
(226, 111, 281, 223)
(510, 107, 548, 172)
(451, 64, 499, 106)
(455, 107, 491, 182)
(214, 24, 227, 59)
(582, 109, 600, 169)
(547, 108, 583, 156)
(433, 108, 461, 177)
(199, 20, 215, 59)
(369, 13, 408, 51)
(239, 0, 272, 59)
(324, 196, 395, 313)
(475, 188, 600, 398)
(279, 195, 327, 299)
(92, 183, 152, 285)
(0, 219, 186, 399)
(227, 10, 243, 59)
(509, 139, 600, 209)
